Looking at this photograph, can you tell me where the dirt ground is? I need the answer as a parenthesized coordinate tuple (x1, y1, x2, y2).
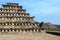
(0, 32, 60, 40)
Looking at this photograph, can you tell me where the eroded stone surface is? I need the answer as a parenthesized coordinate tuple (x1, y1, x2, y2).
(0, 32, 60, 40)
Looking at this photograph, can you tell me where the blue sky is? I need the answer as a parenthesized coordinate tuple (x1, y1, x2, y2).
(0, 0, 60, 24)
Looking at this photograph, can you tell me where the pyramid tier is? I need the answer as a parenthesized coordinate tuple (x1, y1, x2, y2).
(2, 3, 23, 9)
(0, 16, 34, 22)
(0, 21, 39, 28)
(0, 8, 26, 13)
(0, 12, 30, 17)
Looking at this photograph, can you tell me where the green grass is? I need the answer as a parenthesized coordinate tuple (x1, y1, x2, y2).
(46, 30, 60, 33)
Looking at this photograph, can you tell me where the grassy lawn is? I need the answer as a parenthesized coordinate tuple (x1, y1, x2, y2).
(46, 30, 60, 33)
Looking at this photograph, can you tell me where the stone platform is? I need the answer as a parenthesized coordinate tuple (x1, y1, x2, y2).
(0, 32, 60, 40)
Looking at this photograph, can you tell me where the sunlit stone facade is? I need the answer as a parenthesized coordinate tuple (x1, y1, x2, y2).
(0, 3, 40, 32)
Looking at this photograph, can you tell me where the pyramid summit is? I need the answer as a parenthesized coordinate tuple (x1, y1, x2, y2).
(0, 3, 40, 33)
